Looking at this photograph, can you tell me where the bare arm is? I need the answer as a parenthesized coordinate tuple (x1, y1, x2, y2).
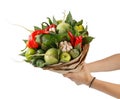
(91, 79, 120, 98)
(64, 65, 120, 98)
(86, 54, 120, 72)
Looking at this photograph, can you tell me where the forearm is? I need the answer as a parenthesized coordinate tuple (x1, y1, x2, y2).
(86, 54, 120, 72)
(90, 79, 120, 98)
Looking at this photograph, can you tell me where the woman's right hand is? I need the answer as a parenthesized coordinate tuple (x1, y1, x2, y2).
(63, 65, 93, 85)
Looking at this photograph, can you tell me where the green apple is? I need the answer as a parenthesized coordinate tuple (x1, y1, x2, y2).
(60, 52, 71, 62)
(44, 48, 59, 65)
(56, 22, 71, 34)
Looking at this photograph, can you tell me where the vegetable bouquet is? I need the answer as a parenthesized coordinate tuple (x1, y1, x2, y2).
(20, 12, 94, 73)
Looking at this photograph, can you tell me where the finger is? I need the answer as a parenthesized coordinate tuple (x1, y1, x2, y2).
(63, 74, 74, 81)
(63, 72, 72, 77)
(75, 82, 82, 85)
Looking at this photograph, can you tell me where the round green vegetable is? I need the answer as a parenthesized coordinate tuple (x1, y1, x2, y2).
(25, 48, 36, 61)
(69, 48, 80, 59)
(36, 59, 45, 67)
(56, 22, 71, 34)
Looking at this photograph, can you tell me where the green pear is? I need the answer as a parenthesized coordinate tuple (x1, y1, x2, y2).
(44, 48, 59, 65)
(60, 52, 71, 62)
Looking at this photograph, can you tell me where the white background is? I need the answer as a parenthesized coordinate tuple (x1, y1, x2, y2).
(0, 0, 120, 99)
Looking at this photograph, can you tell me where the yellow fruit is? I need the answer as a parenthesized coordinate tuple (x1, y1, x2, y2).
(75, 25, 84, 32)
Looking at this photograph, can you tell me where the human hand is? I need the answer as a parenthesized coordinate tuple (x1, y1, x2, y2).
(63, 65, 93, 85)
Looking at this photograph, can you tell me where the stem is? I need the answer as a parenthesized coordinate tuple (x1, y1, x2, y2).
(30, 54, 45, 57)
(13, 24, 34, 33)
(62, 11, 66, 23)
(21, 46, 27, 52)
(41, 22, 49, 27)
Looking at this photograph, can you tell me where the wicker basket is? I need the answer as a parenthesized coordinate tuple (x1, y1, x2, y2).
(42, 44, 89, 74)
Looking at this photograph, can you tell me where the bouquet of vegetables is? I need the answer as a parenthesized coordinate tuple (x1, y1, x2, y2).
(20, 12, 94, 73)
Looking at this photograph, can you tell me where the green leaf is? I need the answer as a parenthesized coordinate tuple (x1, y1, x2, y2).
(76, 19, 83, 26)
(47, 17, 53, 25)
(19, 51, 26, 56)
(70, 27, 76, 35)
(21, 46, 27, 52)
(71, 19, 77, 27)
(21, 40, 27, 51)
(35, 34, 42, 44)
(81, 31, 88, 37)
(55, 33, 69, 42)
(84, 25, 88, 32)
(23, 39, 28, 44)
(74, 44, 82, 51)
(65, 11, 73, 25)
(53, 16, 57, 25)
(82, 36, 94, 45)
(24, 59, 30, 62)
(34, 26, 41, 30)
(35, 59, 45, 67)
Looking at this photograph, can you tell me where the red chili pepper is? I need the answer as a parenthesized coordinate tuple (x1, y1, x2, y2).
(27, 30, 49, 48)
(31, 29, 49, 37)
(68, 31, 82, 47)
(68, 31, 75, 46)
(74, 36, 82, 47)
(26, 24, 56, 48)
(26, 35, 39, 48)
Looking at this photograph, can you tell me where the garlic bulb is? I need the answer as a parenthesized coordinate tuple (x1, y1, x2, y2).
(59, 41, 73, 52)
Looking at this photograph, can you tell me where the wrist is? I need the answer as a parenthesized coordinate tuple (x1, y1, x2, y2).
(84, 76, 94, 86)
(89, 77, 96, 88)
